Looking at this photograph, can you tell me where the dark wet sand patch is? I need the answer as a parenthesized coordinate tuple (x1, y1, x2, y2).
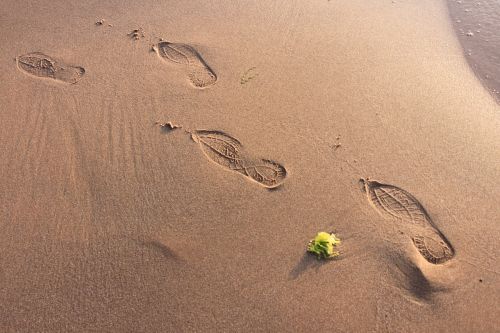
(448, 0, 500, 103)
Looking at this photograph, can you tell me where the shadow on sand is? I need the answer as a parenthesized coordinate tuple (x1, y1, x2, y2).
(289, 253, 339, 280)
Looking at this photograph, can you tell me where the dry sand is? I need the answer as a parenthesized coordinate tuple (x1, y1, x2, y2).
(1, 0, 499, 332)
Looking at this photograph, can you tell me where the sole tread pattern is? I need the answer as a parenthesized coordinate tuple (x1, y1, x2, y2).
(191, 130, 287, 188)
(156, 42, 217, 88)
(17, 52, 85, 84)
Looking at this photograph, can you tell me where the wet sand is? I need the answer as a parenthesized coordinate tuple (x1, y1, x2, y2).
(0, 0, 499, 332)
(448, 0, 500, 103)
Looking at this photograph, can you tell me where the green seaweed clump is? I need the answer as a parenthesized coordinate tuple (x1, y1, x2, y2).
(307, 232, 341, 259)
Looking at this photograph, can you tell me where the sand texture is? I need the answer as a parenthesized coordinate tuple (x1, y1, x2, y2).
(0, 0, 499, 332)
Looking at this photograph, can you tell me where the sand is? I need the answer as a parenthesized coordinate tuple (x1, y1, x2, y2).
(0, 0, 499, 332)
(448, 0, 500, 103)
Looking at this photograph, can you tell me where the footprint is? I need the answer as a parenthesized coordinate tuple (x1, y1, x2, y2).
(16, 52, 85, 84)
(191, 130, 287, 188)
(155, 42, 217, 88)
(361, 179, 454, 264)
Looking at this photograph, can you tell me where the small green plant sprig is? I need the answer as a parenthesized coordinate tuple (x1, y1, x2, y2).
(307, 232, 341, 259)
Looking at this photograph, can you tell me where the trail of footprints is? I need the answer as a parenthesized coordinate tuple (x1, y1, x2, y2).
(361, 179, 454, 264)
(191, 130, 287, 189)
(16, 40, 216, 89)
(16, 28, 455, 268)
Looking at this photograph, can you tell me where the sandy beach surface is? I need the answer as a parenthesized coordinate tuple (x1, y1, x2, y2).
(1, 0, 499, 332)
